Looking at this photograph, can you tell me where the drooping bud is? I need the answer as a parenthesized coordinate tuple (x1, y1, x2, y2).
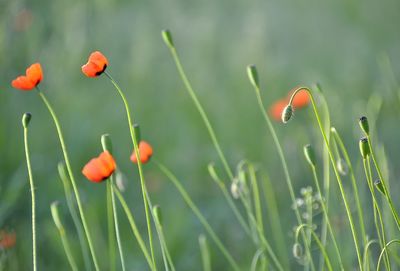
(22, 112, 32, 128)
(133, 124, 141, 143)
(161, 30, 174, 48)
(303, 144, 316, 167)
(374, 179, 386, 196)
(281, 105, 293, 123)
(246, 64, 259, 88)
(50, 201, 64, 231)
(152, 205, 163, 226)
(101, 134, 113, 154)
(337, 158, 349, 176)
(292, 243, 303, 259)
(359, 116, 369, 135)
(359, 137, 370, 159)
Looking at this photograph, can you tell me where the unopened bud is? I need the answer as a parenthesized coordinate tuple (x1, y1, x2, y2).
(303, 144, 316, 167)
(282, 105, 293, 123)
(153, 205, 163, 226)
(162, 30, 174, 48)
(50, 201, 63, 231)
(292, 243, 303, 259)
(359, 116, 369, 135)
(359, 137, 370, 159)
(247, 64, 259, 88)
(133, 123, 141, 143)
(374, 179, 386, 196)
(337, 158, 349, 176)
(22, 112, 32, 128)
(101, 134, 113, 154)
(230, 181, 240, 199)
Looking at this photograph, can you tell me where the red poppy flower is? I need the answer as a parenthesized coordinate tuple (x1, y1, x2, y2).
(0, 230, 16, 249)
(82, 151, 116, 183)
(269, 99, 287, 121)
(288, 88, 310, 109)
(81, 51, 108, 77)
(130, 141, 153, 164)
(11, 63, 43, 91)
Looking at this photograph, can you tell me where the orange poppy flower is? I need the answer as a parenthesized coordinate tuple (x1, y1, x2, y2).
(81, 51, 108, 77)
(0, 230, 16, 249)
(288, 88, 310, 109)
(269, 99, 287, 121)
(82, 151, 116, 183)
(11, 63, 43, 91)
(130, 141, 153, 164)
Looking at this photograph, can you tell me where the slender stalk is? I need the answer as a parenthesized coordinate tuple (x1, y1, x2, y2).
(310, 165, 344, 269)
(251, 84, 315, 271)
(331, 128, 367, 247)
(58, 163, 92, 271)
(112, 184, 155, 270)
(36, 88, 100, 270)
(104, 71, 157, 270)
(107, 180, 116, 271)
(110, 176, 126, 271)
(248, 164, 264, 243)
(377, 240, 400, 271)
(165, 46, 234, 181)
(366, 135, 400, 231)
(250, 249, 265, 271)
(23, 115, 37, 271)
(199, 235, 211, 271)
(364, 158, 390, 270)
(155, 160, 241, 271)
(287, 87, 363, 270)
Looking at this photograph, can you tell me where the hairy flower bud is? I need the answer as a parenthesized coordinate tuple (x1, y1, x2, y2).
(247, 64, 259, 88)
(359, 116, 369, 135)
(292, 243, 303, 259)
(162, 30, 174, 48)
(22, 112, 32, 128)
(281, 105, 293, 123)
(359, 137, 370, 159)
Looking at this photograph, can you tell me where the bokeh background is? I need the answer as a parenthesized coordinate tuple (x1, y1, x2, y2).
(1, 0, 400, 269)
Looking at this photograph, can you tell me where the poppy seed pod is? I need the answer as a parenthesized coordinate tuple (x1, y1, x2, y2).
(247, 64, 259, 88)
(282, 104, 293, 123)
(359, 116, 369, 135)
(359, 137, 370, 159)
(303, 144, 316, 167)
(162, 30, 174, 48)
(101, 134, 113, 154)
(22, 112, 32, 128)
(153, 205, 163, 226)
(374, 179, 386, 196)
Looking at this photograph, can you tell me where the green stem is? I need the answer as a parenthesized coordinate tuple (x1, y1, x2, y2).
(104, 72, 157, 270)
(288, 87, 363, 270)
(36, 88, 99, 270)
(23, 121, 37, 271)
(107, 180, 116, 271)
(166, 47, 234, 181)
(331, 128, 367, 247)
(59, 228, 79, 271)
(199, 235, 211, 271)
(155, 160, 241, 271)
(112, 184, 155, 270)
(310, 166, 344, 269)
(377, 240, 400, 271)
(362, 239, 378, 271)
(252, 85, 315, 271)
(154, 219, 175, 271)
(248, 164, 264, 243)
(110, 176, 126, 271)
(366, 135, 400, 231)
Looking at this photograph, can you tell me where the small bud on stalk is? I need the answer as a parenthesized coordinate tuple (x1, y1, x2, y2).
(292, 243, 303, 259)
(50, 201, 63, 231)
(303, 144, 316, 167)
(22, 112, 32, 128)
(246, 64, 259, 88)
(101, 134, 113, 154)
(282, 105, 293, 123)
(374, 179, 386, 196)
(162, 30, 174, 48)
(359, 137, 370, 159)
(133, 123, 141, 143)
(359, 116, 369, 135)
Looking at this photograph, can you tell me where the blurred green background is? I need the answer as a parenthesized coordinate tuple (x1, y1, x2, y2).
(1, 0, 400, 269)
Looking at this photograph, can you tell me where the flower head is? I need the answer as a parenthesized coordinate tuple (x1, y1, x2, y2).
(130, 141, 153, 164)
(11, 63, 43, 91)
(269, 88, 310, 121)
(81, 51, 108, 77)
(82, 151, 116, 183)
(0, 230, 16, 249)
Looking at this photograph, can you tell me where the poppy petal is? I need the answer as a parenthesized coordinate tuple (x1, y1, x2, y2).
(11, 76, 36, 90)
(82, 159, 105, 183)
(26, 63, 43, 86)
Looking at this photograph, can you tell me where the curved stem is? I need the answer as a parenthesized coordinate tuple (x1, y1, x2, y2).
(288, 87, 363, 270)
(331, 128, 367, 247)
(107, 180, 116, 271)
(166, 47, 234, 181)
(36, 88, 100, 271)
(23, 121, 36, 271)
(252, 85, 315, 271)
(310, 166, 344, 269)
(377, 239, 400, 270)
(104, 72, 157, 270)
(155, 160, 241, 271)
(362, 239, 378, 271)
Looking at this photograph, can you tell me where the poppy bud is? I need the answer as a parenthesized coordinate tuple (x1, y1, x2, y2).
(374, 179, 386, 196)
(101, 134, 113, 154)
(50, 201, 64, 231)
(162, 30, 174, 48)
(133, 123, 141, 142)
(246, 64, 259, 88)
(303, 144, 316, 167)
(292, 243, 303, 259)
(336, 158, 349, 176)
(282, 104, 293, 123)
(359, 116, 369, 135)
(230, 181, 240, 199)
(22, 112, 32, 128)
(359, 137, 370, 159)
(153, 205, 162, 226)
